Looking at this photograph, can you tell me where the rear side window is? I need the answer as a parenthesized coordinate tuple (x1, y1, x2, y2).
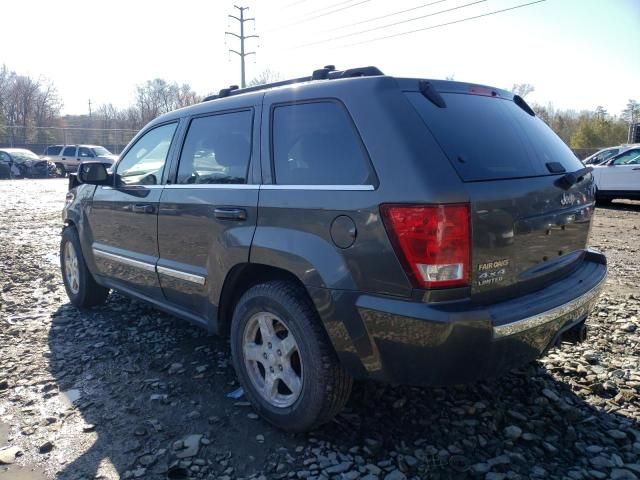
(46, 146, 62, 155)
(406, 92, 584, 181)
(177, 110, 253, 184)
(272, 101, 372, 185)
(62, 146, 76, 157)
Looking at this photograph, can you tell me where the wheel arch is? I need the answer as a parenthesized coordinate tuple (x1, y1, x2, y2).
(217, 263, 315, 337)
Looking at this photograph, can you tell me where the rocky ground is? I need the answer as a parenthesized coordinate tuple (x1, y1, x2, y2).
(0, 178, 638, 480)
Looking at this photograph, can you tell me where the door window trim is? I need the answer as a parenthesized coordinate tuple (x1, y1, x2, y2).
(268, 98, 378, 188)
(171, 107, 256, 186)
(113, 120, 179, 187)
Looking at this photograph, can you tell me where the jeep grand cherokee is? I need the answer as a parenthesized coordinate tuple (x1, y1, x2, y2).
(60, 66, 607, 432)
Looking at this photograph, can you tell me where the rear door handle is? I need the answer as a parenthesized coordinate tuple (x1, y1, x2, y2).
(132, 203, 155, 214)
(632, 167, 640, 170)
(214, 207, 247, 220)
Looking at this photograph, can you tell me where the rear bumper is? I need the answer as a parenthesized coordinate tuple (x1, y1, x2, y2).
(311, 249, 607, 385)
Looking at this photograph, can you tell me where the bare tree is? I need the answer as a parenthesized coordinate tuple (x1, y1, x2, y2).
(511, 83, 535, 98)
(248, 69, 281, 87)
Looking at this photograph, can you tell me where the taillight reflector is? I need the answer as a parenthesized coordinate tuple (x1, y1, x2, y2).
(380, 204, 471, 289)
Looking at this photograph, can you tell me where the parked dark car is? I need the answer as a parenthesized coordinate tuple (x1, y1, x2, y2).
(60, 66, 607, 432)
(0, 148, 57, 178)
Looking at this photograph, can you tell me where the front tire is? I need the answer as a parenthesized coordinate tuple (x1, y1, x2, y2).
(230, 281, 352, 432)
(60, 226, 109, 308)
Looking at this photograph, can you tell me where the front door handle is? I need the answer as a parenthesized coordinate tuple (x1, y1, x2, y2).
(132, 203, 155, 214)
(632, 167, 640, 171)
(214, 207, 247, 220)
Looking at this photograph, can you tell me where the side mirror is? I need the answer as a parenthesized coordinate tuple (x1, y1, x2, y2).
(78, 162, 111, 185)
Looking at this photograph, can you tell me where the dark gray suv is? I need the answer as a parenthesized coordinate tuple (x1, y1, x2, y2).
(60, 66, 607, 432)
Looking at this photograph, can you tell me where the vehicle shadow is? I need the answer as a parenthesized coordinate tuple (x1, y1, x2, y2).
(597, 200, 640, 212)
(48, 297, 639, 479)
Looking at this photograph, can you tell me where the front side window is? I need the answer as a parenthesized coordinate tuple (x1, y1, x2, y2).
(78, 147, 94, 158)
(92, 147, 111, 156)
(612, 150, 640, 166)
(272, 102, 372, 185)
(116, 123, 177, 186)
(62, 146, 77, 157)
(177, 110, 253, 184)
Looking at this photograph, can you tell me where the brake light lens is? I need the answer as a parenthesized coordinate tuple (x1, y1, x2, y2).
(380, 204, 471, 289)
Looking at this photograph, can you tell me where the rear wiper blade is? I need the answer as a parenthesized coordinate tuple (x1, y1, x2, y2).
(554, 166, 593, 190)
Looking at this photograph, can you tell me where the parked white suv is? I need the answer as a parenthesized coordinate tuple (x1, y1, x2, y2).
(592, 147, 640, 204)
(44, 145, 118, 175)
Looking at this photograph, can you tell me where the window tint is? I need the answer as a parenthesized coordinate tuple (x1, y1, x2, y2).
(177, 111, 253, 184)
(62, 146, 76, 157)
(0, 152, 10, 162)
(116, 123, 177, 186)
(406, 92, 584, 181)
(46, 146, 62, 156)
(272, 102, 372, 185)
(78, 147, 94, 158)
(612, 150, 640, 165)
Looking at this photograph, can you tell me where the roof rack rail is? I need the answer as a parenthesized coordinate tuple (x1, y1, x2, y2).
(202, 65, 383, 102)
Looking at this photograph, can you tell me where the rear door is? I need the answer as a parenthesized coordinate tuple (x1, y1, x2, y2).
(406, 87, 595, 300)
(156, 106, 260, 327)
(598, 149, 640, 191)
(88, 121, 179, 299)
(61, 146, 78, 171)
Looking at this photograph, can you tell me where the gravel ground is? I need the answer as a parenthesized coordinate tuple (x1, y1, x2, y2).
(0, 178, 639, 480)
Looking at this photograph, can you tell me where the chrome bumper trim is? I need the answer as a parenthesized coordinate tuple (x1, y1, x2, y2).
(492, 272, 607, 339)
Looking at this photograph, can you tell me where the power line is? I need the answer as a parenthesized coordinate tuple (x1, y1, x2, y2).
(340, 0, 546, 47)
(264, 0, 371, 33)
(296, 0, 486, 48)
(226, 5, 259, 88)
(319, 0, 449, 34)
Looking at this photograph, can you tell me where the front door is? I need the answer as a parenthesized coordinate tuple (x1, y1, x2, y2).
(157, 108, 260, 326)
(88, 121, 179, 299)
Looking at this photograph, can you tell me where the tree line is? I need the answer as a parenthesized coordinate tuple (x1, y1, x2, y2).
(1, 64, 638, 155)
(512, 83, 638, 151)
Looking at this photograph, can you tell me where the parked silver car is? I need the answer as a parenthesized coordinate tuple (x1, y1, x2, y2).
(583, 144, 640, 166)
(43, 144, 118, 175)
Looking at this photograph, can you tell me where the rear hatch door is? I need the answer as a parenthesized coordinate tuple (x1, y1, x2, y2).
(406, 83, 595, 301)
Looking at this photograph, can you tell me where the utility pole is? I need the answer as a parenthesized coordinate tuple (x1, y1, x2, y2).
(226, 5, 258, 88)
(88, 99, 92, 118)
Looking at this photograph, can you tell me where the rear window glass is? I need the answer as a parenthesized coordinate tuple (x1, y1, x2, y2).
(406, 92, 583, 181)
(46, 146, 62, 155)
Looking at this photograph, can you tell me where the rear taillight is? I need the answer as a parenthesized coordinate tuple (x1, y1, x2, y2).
(380, 204, 471, 289)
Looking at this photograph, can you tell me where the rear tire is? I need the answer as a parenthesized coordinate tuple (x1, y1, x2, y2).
(230, 281, 352, 432)
(60, 226, 109, 308)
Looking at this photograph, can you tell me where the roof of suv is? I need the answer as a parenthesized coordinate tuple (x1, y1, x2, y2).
(149, 65, 518, 128)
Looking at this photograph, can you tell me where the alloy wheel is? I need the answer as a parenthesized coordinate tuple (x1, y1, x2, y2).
(242, 312, 303, 408)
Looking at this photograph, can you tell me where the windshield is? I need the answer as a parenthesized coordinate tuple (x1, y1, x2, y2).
(91, 147, 112, 156)
(9, 150, 40, 163)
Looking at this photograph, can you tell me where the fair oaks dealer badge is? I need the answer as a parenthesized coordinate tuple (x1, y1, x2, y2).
(477, 259, 510, 286)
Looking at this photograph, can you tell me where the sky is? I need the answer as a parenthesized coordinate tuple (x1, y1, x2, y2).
(1, 0, 638, 116)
